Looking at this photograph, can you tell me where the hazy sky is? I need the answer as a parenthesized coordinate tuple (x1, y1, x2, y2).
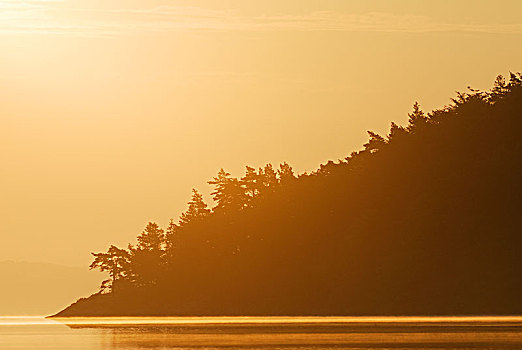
(1, 0, 521, 266)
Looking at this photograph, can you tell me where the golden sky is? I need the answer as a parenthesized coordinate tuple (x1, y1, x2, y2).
(2, 0, 522, 266)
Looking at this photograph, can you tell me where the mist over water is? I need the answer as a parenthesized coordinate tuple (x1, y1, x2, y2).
(1, 316, 521, 349)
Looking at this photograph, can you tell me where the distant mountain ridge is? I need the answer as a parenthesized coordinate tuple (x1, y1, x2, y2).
(54, 73, 522, 317)
(0, 260, 102, 315)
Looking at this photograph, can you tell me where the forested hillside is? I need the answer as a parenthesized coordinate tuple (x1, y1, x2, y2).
(54, 73, 522, 316)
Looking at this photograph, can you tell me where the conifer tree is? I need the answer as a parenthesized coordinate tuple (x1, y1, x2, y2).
(136, 222, 165, 251)
(208, 169, 247, 212)
(278, 162, 296, 185)
(388, 122, 407, 141)
(90, 245, 131, 292)
(165, 219, 179, 255)
(259, 164, 278, 192)
(179, 189, 210, 226)
(241, 166, 262, 200)
(129, 222, 166, 286)
(407, 102, 428, 132)
(364, 131, 387, 153)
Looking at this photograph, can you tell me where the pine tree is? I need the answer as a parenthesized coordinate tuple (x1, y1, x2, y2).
(260, 164, 278, 192)
(165, 219, 179, 255)
(407, 102, 428, 132)
(89, 245, 131, 293)
(208, 169, 247, 212)
(278, 162, 296, 185)
(241, 166, 262, 200)
(364, 131, 387, 153)
(388, 122, 407, 141)
(129, 222, 166, 286)
(136, 222, 165, 252)
(179, 189, 210, 226)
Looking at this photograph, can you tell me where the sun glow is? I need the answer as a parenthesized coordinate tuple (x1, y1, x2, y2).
(1, 0, 522, 319)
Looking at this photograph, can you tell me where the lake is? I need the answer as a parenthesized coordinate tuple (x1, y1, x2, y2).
(1, 316, 521, 349)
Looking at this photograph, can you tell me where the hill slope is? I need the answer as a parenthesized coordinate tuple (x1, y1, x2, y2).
(54, 74, 522, 317)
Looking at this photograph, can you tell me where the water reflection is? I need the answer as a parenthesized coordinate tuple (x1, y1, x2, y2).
(0, 316, 521, 349)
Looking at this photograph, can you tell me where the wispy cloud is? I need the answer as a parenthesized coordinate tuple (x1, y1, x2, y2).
(1, 3, 522, 37)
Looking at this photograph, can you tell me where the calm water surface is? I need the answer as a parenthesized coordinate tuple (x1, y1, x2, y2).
(1, 316, 521, 350)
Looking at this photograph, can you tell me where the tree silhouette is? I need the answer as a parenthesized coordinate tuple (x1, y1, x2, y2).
(136, 222, 165, 251)
(89, 245, 131, 293)
(407, 102, 428, 132)
(179, 189, 210, 226)
(208, 169, 247, 212)
(278, 162, 296, 185)
(130, 222, 165, 286)
(364, 131, 387, 153)
(388, 121, 407, 141)
(259, 164, 278, 193)
(241, 166, 262, 201)
(73, 73, 522, 317)
(165, 219, 178, 257)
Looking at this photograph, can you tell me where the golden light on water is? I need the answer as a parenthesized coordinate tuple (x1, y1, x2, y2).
(2, 316, 522, 326)
(1, 316, 521, 348)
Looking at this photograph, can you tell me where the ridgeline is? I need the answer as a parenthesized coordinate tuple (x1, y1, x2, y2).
(53, 74, 522, 317)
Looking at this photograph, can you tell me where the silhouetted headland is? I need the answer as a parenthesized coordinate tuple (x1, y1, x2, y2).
(52, 73, 522, 317)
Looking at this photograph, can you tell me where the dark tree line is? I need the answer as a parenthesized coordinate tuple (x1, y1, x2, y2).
(62, 73, 522, 316)
(90, 163, 297, 293)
